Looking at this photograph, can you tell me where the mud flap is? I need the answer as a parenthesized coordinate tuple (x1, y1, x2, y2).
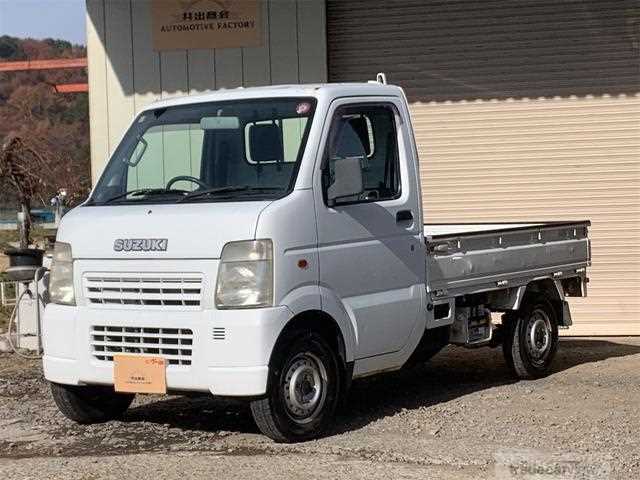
(560, 300, 573, 327)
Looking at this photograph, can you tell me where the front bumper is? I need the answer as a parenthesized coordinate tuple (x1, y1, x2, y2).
(42, 303, 292, 396)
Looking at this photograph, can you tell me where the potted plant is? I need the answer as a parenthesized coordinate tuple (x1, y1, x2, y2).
(0, 135, 47, 282)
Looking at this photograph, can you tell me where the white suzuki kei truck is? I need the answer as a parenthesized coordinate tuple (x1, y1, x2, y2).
(43, 81, 591, 442)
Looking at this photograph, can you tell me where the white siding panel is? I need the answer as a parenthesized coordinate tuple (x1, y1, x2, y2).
(131, 0, 161, 112)
(86, 0, 109, 183)
(160, 51, 188, 98)
(297, 0, 327, 83)
(269, 0, 300, 84)
(215, 48, 243, 88)
(243, 0, 271, 87)
(103, 0, 135, 153)
(188, 50, 215, 94)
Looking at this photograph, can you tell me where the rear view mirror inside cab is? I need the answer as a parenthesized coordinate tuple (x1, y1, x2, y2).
(200, 116, 240, 130)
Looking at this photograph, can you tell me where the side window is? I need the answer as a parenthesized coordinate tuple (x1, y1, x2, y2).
(323, 104, 400, 204)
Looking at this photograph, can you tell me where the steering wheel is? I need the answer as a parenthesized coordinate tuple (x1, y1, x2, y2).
(166, 175, 210, 191)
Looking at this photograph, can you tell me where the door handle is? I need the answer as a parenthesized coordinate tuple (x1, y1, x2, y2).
(396, 210, 414, 223)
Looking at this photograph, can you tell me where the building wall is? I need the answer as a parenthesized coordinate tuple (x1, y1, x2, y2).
(86, 0, 327, 183)
(327, 0, 640, 335)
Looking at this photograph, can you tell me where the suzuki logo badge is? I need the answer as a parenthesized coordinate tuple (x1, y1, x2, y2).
(113, 238, 168, 252)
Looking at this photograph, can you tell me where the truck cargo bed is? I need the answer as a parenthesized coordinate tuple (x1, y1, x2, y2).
(424, 221, 591, 298)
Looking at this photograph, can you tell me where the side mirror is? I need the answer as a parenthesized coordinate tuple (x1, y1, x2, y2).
(327, 156, 364, 206)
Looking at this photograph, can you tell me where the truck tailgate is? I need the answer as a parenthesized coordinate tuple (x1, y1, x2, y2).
(424, 222, 591, 298)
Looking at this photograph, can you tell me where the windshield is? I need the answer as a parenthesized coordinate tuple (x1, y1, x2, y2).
(89, 97, 316, 205)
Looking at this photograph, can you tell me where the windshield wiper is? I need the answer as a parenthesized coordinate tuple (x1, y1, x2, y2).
(178, 186, 284, 203)
(101, 188, 188, 204)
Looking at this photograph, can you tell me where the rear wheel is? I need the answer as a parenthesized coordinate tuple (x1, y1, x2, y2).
(503, 294, 559, 379)
(250, 331, 341, 443)
(50, 382, 135, 424)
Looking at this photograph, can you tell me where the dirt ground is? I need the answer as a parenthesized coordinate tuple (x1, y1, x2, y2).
(0, 337, 638, 480)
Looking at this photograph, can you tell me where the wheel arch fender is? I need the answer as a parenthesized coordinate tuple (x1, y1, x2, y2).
(279, 285, 357, 364)
(488, 285, 528, 311)
(523, 278, 571, 327)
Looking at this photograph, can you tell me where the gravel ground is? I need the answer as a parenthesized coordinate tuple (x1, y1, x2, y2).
(0, 337, 638, 479)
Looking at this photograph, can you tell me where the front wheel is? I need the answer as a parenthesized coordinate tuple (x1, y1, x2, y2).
(502, 294, 559, 379)
(50, 382, 135, 424)
(250, 331, 341, 443)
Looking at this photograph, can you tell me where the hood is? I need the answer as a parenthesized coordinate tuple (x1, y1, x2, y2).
(57, 201, 271, 259)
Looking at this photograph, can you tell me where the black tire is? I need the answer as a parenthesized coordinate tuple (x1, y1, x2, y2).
(502, 294, 559, 379)
(250, 331, 341, 443)
(50, 382, 135, 424)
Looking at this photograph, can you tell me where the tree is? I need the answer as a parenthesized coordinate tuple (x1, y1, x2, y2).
(0, 36, 90, 216)
(0, 35, 24, 60)
(0, 135, 52, 248)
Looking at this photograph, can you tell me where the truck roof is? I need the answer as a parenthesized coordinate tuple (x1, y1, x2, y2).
(142, 82, 405, 111)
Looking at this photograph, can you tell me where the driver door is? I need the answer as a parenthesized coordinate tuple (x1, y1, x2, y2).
(314, 99, 424, 359)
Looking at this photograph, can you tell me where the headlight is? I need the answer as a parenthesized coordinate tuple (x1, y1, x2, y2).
(215, 239, 273, 309)
(49, 242, 75, 306)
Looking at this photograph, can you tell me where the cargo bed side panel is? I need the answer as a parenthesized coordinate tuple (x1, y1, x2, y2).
(425, 222, 590, 298)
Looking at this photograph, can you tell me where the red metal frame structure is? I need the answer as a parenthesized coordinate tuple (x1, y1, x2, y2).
(0, 58, 88, 93)
(53, 83, 89, 93)
(0, 58, 87, 72)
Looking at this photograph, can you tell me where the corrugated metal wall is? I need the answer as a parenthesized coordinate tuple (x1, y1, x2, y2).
(328, 0, 640, 335)
(86, 0, 327, 182)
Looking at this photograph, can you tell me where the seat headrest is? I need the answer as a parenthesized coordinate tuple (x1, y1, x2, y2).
(249, 124, 283, 163)
(332, 121, 367, 159)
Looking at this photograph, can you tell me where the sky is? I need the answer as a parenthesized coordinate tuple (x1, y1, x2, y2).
(0, 0, 87, 45)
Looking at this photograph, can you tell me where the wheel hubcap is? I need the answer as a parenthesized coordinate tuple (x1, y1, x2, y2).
(526, 309, 552, 364)
(283, 352, 327, 424)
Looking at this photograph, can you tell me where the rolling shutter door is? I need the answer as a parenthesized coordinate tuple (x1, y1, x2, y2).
(327, 0, 640, 335)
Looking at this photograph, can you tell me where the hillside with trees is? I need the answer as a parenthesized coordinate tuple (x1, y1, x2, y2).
(0, 36, 91, 214)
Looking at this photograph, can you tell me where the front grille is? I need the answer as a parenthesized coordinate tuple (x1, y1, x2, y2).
(91, 325, 193, 366)
(83, 274, 203, 309)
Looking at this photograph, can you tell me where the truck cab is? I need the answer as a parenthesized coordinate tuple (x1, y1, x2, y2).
(43, 82, 590, 442)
